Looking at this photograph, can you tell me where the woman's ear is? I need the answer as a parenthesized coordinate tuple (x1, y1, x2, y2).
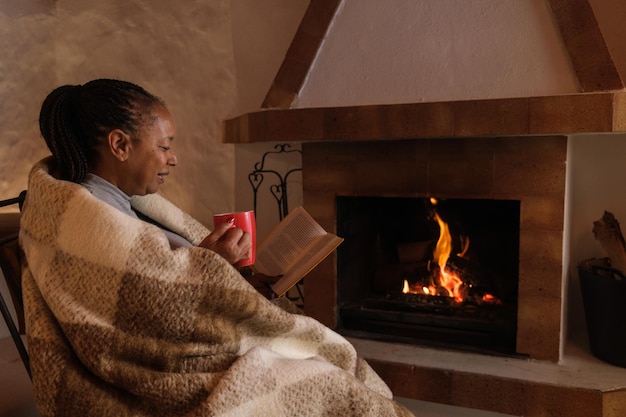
(107, 129, 131, 161)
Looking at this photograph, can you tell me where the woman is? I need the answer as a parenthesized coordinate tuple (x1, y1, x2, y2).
(20, 79, 415, 417)
(38, 78, 274, 296)
(40, 79, 250, 260)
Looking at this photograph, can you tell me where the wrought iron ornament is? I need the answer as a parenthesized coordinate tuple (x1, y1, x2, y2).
(248, 144, 304, 305)
(248, 144, 302, 221)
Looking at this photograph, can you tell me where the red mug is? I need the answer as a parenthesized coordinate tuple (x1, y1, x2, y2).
(213, 210, 256, 267)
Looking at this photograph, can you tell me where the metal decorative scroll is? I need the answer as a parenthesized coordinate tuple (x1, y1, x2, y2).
(248, 144, 302, 221)
(248, 144, 304, 305)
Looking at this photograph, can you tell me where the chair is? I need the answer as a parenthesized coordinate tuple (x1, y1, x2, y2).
(0, 190, 29, 379)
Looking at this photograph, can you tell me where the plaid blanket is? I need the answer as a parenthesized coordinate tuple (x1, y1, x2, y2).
(20, 158, 415, 417)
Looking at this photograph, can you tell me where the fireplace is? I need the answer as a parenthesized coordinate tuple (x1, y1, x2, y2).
(336, 195, 521, 356)
(224, 96, 626, 415)
(301, 136, 566, 362)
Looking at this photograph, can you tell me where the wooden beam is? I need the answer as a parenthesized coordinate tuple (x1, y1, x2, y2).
(547, 0, 624, 91)
(261, 0, 342, 109)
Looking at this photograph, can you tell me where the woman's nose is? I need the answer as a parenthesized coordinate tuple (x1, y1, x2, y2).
(168, 153, 178, 166)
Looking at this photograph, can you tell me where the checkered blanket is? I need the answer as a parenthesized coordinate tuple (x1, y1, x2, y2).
(20, 158, 415, 417)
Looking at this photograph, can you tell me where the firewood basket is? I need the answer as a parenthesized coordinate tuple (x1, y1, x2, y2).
(578, 257, 626, 368)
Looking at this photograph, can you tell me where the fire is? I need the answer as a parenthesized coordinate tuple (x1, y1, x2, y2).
(402, 279, 431, 295)
(402, 198, 500, 305)
(429, 198, 466, 302)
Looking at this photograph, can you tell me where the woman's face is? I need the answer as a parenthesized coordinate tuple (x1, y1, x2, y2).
(123, 105, 178, 196)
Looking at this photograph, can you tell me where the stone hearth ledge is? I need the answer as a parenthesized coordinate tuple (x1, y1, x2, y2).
(222, 91, 626, 143)
(353, 338, 626, 417)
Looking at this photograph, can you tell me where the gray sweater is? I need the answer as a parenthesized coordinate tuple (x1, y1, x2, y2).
(81, 173, 193, 249)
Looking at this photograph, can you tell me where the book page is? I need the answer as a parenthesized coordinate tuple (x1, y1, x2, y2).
(269, 233, 343, 296)
(253, 206, 343, 296)
(255, 207, 326, 275)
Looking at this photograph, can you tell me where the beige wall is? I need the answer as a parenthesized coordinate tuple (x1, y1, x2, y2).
(0, 1, 55, 201)
(1, 0, 236, 224)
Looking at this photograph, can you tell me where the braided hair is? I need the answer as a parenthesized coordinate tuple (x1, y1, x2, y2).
(38, 79, 165, 183)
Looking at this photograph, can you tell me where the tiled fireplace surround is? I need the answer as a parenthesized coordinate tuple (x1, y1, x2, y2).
(301, 136, 566, 363)
(225, 93, 626, 416)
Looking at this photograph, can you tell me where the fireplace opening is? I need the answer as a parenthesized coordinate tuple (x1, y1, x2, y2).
(336, 196, 521, 356)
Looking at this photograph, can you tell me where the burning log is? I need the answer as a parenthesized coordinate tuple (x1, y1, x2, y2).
(592, 211, 626, 274)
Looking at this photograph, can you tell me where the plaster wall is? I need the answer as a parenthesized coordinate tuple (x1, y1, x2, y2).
(296, 0, 580, 108)
(0, 0, 238, 222)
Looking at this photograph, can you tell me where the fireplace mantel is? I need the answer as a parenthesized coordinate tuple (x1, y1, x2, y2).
(223, 91, 626, 143)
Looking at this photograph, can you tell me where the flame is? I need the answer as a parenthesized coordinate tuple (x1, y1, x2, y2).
(431, 210, 466, 303)
(401, 199, 502, 305)
(402, 279, 410, 294)
(432, 211, 451, 273)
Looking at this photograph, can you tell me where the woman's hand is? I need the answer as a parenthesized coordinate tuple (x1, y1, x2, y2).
(199, 220, 252, 265)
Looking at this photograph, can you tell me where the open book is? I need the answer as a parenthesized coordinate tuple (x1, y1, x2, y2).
(254, 206, 344, 296)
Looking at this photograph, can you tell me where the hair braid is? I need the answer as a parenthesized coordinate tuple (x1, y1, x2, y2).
(38, 79, 165, 183)
(39, 85, 89, 182)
